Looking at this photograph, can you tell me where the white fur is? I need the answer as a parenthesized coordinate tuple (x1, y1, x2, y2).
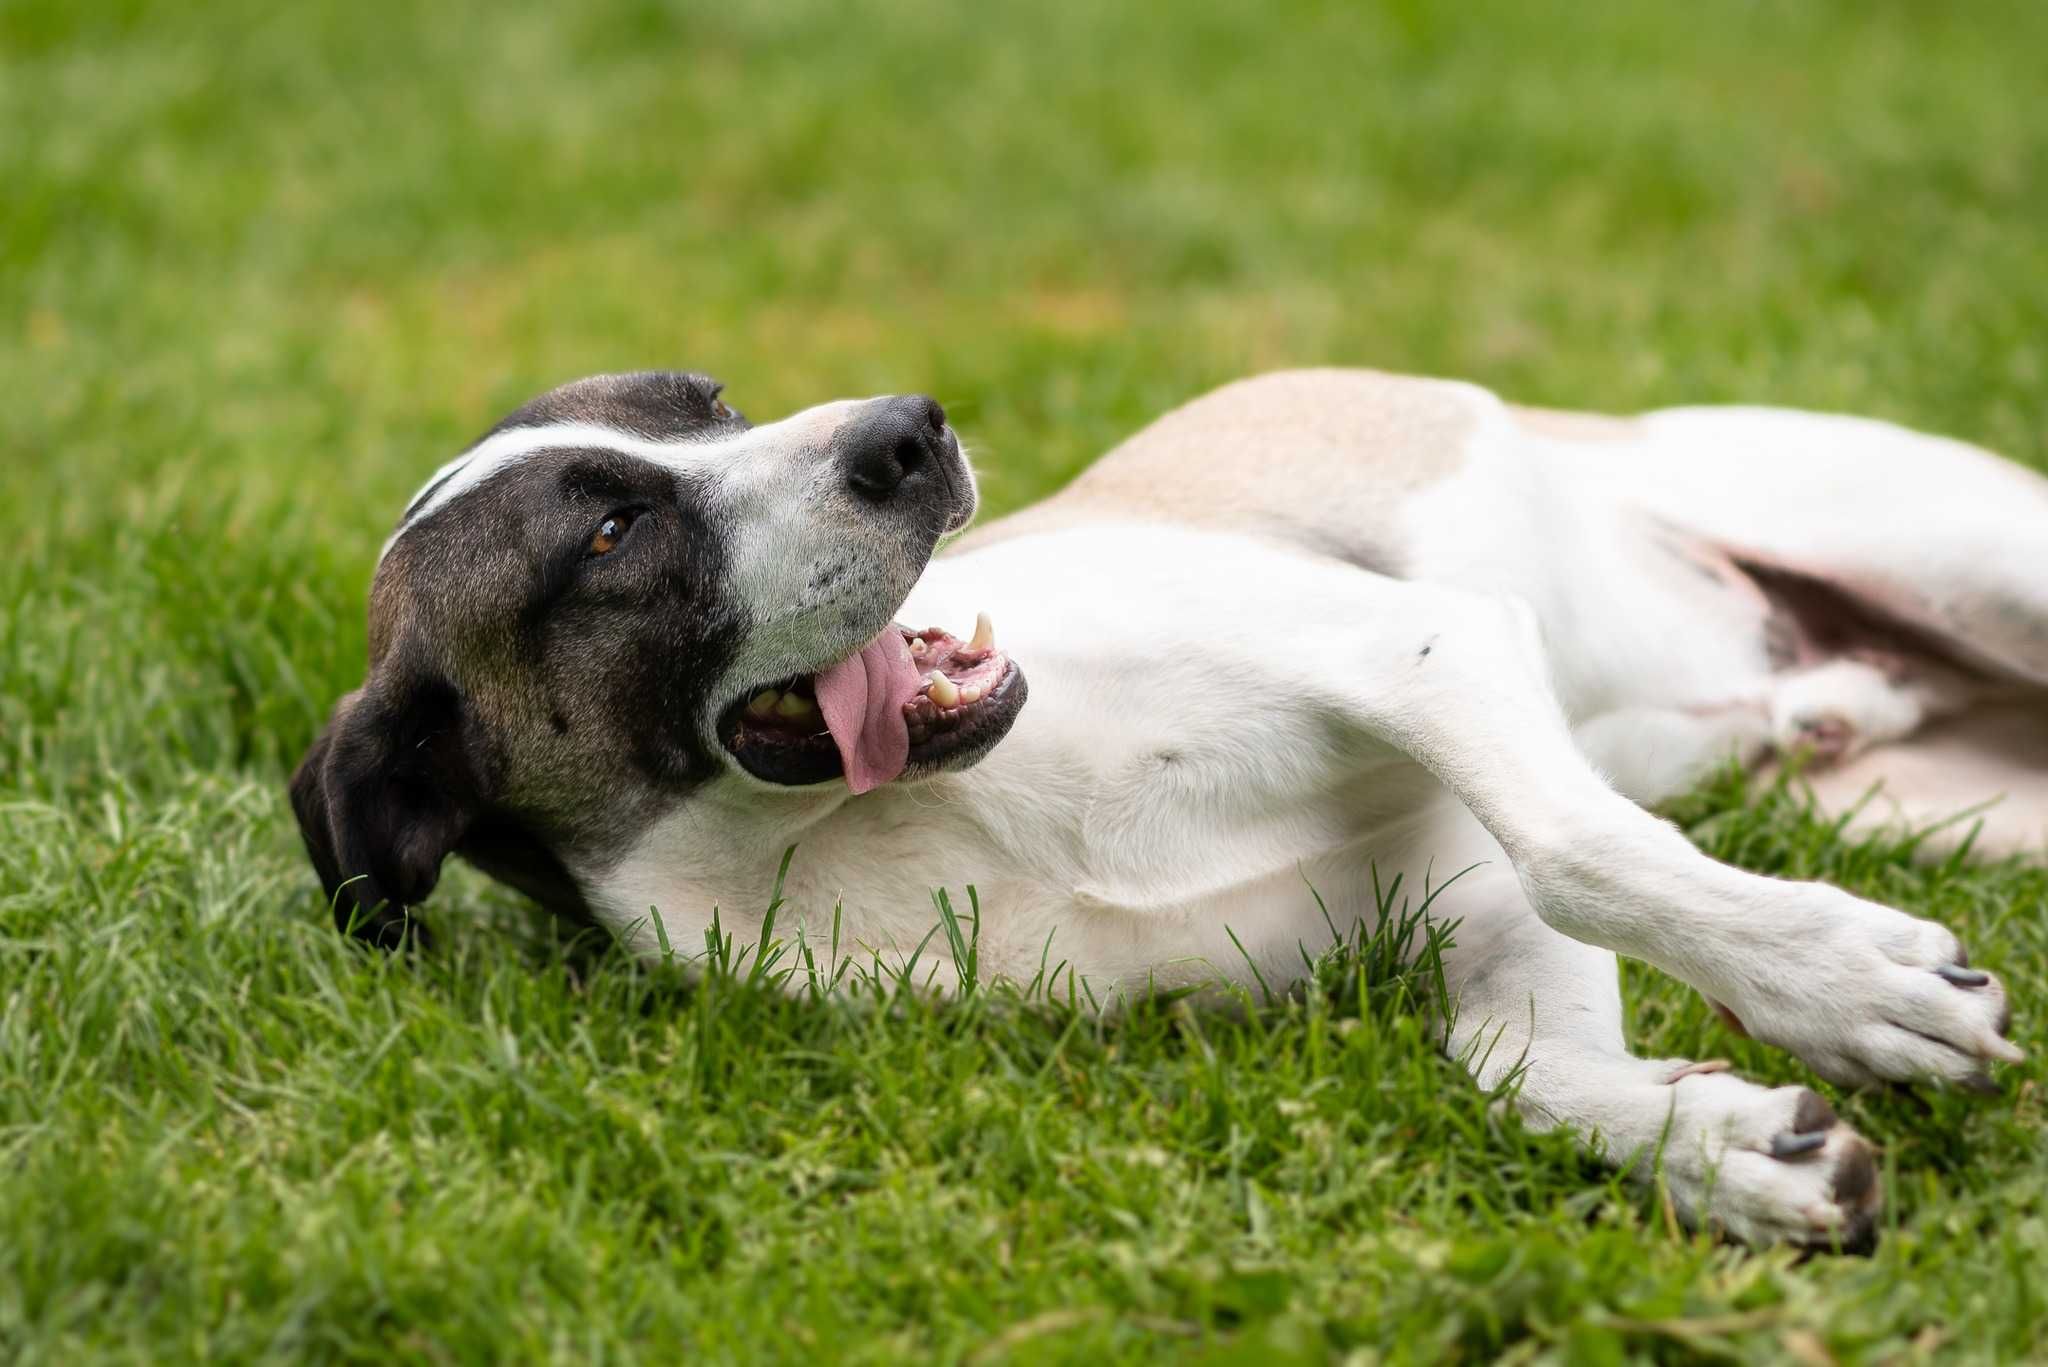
(389, 398, 866, 558)
(394, 421, 714, 537)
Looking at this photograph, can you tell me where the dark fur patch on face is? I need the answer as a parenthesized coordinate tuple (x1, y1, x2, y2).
(488, 370, 744, 443)
(290, 373, 760, 940)
(383, 443, 745, 858)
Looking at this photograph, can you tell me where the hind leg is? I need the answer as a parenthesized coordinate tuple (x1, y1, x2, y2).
(1573, 655, 1994, 808)
(1622, 407, 2048, 686)
(1529, 406, 2048, 820)
(1764, 650, 2005, 767)
(1627, 411, 2048, 858)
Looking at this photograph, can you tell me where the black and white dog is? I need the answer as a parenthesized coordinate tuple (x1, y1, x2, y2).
(295, 368, 2046, 1246)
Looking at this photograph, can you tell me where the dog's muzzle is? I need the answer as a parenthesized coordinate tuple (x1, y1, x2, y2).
(833, 395, 976, 533)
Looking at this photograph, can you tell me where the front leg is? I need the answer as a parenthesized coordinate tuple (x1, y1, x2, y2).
(1334, 582, 2023, 1089)
(1428, 836, 1882, 1246)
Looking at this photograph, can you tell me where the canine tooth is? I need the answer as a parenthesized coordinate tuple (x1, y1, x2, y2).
(909, 638, 927, 655)
(927, 673, 961, 707)
(746, 691, 780, 719)
(775, 692, 816, 720)
(969, 611, 994, 652)
(959, 685, 982, 705)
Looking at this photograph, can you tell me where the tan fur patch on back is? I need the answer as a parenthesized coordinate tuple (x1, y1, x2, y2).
(953, 369, 1488, 567)
(1510, 405, 1645, 443)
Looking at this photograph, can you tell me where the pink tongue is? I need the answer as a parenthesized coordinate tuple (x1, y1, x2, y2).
(814, 630, 925, 795)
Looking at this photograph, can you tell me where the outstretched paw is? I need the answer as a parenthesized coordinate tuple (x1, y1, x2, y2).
(1705, 885, 2022, 1089)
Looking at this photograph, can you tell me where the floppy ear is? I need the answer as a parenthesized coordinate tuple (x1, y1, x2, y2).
(289, 673, 480, 948)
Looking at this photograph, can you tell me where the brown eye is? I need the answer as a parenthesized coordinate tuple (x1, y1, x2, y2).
(711, 397, 734, 420)
(587, 510, 637, 557)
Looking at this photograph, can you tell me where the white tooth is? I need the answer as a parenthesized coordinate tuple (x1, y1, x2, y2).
(775, 692, 816, 720)
(959, 685, 982, 705)
(746, 690, 780, 719)
(969, 611, 995, 652)
(927, 673, 961, 708)
(909, 638, 927, 655)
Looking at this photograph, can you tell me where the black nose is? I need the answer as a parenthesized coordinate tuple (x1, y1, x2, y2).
(838, 395, 949, 504)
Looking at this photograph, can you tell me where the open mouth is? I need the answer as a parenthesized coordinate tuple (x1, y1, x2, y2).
(718, 614, 1028, 793)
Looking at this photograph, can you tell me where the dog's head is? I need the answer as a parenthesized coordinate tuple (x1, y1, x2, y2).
(291, 371, 1027, 944)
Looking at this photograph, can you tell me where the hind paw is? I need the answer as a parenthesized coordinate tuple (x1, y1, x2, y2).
(1770, 660, 1923, 767)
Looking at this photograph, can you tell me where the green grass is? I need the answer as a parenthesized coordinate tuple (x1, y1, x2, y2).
(4, 0, 2047, 1359)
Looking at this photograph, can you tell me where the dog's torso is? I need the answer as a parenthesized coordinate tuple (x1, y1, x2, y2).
(582, 369, 2048, 995)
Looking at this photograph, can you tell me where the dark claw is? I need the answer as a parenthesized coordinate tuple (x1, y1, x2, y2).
(1936, 964, 1991, 988)
(1831, 1142, 1878, 1208)
(1838, 1213, 1880, 1256)
(1791, 1090, 1837, 1133)
(1771, 1130, 1829, 1159)
(1956, 1072, 2001, 1097)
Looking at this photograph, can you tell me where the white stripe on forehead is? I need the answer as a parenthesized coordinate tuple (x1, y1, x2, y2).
(379, 420, 730, 562)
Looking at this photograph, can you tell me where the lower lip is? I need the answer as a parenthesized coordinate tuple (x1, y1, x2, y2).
(906, 655, 1019, 755)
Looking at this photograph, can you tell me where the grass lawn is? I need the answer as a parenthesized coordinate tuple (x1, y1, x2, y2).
(5, 0, 2048, 1359)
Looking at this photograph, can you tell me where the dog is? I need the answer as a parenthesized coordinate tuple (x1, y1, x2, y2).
(293, 368, 2046, 1247)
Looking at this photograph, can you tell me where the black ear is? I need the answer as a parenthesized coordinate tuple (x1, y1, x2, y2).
(289, 674, 480, 948)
